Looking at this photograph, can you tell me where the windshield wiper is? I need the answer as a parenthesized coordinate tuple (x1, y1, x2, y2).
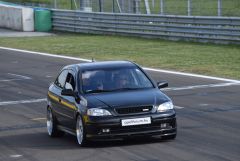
(85, 89, 111, 94)
(113, 87, 140, 91)
(86, 87, 151, 93)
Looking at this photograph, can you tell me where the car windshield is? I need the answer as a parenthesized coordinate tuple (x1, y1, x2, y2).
(81, 67, 154, 94)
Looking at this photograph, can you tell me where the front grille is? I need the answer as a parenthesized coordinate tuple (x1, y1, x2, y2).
(115, 105, 153, 115)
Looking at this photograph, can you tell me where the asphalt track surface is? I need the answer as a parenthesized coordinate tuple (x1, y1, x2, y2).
(0, 48, 239, 161)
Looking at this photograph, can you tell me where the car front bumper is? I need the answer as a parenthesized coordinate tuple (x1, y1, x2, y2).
(84, 111, 177, 140)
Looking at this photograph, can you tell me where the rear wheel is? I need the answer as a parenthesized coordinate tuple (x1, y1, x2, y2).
(47, 107, 64, 137)
(76, 115, 87, 146)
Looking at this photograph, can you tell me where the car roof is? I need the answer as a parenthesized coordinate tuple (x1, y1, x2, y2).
(65, 61, 137, 71)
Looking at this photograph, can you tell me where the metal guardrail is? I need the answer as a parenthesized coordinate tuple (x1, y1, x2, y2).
(52, 9, 240, 44)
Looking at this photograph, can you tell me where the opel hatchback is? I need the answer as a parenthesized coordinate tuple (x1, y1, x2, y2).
(47, 61, 177, 146)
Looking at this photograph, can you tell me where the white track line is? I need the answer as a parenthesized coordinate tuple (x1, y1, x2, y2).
(10, 155, 22, 158)
(143, 68, 240, 83)
(8, 73, 31, 80)
(0, 46, 239, 83)
(174, 106, 185, 109)
(0, 73, 31, 82)
(0, 98, 47, 106)
(0, 78, 26, 82)
(0, 46, 91, 62)
(31, 117, 46, 121)
(162, 82, 240, 91)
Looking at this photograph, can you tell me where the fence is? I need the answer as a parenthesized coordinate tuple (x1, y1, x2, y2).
(52, 9, 240, 44)
(3, 0, 240, 18)
(50, 0, 240, 17)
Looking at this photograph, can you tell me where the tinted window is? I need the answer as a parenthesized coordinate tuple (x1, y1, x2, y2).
(81, 67, 153, 93)
(55, 70, 68, 88)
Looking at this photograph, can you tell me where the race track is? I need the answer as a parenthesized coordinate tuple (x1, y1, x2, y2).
(0, 48, 239, 161)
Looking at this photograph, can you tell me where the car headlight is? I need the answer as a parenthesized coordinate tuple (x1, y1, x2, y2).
(87, 108, 112, 116)
(157, 101, 174, 112)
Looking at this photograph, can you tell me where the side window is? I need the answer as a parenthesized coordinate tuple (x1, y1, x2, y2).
(55, 70, 68, 89)
(65, 72, 75, 91)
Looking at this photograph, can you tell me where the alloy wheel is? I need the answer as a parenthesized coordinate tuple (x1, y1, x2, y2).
(76, 116, 84, 145)
(47, 109, 53, 136)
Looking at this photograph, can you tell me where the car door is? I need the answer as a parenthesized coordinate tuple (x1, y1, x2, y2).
(59, 70, 78, 129)
(49, 69, 68, 125)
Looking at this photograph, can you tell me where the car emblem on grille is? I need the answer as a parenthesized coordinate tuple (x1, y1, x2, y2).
(142, 108, 149, 111)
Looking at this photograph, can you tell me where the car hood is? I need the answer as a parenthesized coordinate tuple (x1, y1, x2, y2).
(85, 88, 170, 108)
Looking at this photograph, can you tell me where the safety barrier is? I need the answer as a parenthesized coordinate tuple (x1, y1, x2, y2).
(52, 9, 240, 44)
(0, 4, 34, 31)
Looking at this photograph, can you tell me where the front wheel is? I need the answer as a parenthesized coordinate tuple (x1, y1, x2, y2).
(76, 115, 87, 146)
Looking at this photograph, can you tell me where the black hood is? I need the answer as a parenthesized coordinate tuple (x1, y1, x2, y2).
(85, 88, 170, 108)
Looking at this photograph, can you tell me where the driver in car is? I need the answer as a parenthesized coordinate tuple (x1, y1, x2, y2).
(116, 74, 130, 88)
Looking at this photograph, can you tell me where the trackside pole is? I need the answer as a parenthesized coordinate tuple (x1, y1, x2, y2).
(187, 0, 192, 16)
(144, 0, 151, 14)
(116, 0, 122, 13)
(218, 0, 222, 16)
(134, 0, 141, 14)
(160, 0, 164, 15)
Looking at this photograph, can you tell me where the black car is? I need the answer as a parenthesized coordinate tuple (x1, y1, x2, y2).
(47, 61, 177, 146)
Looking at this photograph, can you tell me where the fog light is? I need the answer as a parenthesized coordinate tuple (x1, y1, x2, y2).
(161, 123, 167, 128)
(102, 128, 110, 133)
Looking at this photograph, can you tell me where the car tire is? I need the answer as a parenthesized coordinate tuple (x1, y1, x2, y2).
(76, 115, 87, 146)
(47, 107, 64, 137)
(162, 134, 176, 140)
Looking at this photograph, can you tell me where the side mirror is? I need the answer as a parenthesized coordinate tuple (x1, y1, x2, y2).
(61, 89, 75, 96)
(157, 81, 168, 89)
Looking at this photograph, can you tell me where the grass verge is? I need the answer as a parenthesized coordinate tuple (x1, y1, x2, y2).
(0, 32, 239, 79)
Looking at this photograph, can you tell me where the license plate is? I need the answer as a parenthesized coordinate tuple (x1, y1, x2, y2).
(121, 117, 151, 126)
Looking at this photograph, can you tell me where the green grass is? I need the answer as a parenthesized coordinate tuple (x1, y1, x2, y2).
(0, 33, 239, 79)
